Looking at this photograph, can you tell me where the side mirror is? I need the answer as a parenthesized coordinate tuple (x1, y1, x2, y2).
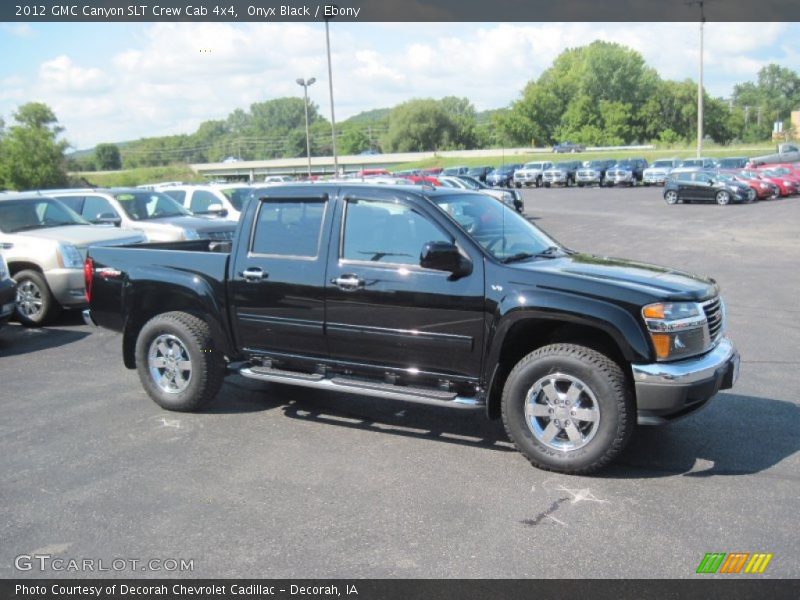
(420, 241, 471, 278)
(93, 212, 121, 226)
(206, 203, 228, 217)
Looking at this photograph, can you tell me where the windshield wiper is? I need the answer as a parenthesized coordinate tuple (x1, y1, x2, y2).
(502, 246, 563, 263)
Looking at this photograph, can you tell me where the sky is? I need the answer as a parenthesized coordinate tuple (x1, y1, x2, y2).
(1, 21, 798, 150)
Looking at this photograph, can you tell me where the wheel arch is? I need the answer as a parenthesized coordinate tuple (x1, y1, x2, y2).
(120, 276, 235, 369)
(484, 313, 644, 420)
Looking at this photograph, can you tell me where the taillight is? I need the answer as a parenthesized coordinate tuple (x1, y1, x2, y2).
(84, 257, 93, 302)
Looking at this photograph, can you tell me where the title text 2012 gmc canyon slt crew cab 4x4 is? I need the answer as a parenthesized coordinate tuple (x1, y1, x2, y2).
(84, 184, 739, 474)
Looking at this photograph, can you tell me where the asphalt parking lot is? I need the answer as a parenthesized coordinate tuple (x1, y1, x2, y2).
(1, 185, 798, 579)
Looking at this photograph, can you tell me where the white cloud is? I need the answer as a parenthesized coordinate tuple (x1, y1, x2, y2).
(2, 22, 799, 148)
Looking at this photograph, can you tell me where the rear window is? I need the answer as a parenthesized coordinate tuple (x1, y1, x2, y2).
(250, 199, 326, 258)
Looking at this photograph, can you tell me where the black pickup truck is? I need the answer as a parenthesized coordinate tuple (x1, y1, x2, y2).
(84, 184, 739, 474)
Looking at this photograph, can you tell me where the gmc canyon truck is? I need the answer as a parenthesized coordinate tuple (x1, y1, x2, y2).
(84, 184, 739, 474)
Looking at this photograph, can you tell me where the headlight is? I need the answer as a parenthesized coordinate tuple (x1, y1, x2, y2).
(183, 229, 200, 240)
(56, 243, 83, 269)
(783, 180, 792, 186)
(759, 183, 768, 189)
(0, 252, 8, 280)
(642, 302, 707, 361)
(501, 192, 514, 206)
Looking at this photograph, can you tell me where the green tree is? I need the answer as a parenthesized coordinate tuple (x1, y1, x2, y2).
(94, 143, 122, 170)
(0, 102, 69, 190)
(381, 99, 458, 152)
(338, 126, 371, 154)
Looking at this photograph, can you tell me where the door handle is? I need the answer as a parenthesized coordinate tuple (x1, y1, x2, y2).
(332, 274, 364, 291)
(241, 267, 267, 282)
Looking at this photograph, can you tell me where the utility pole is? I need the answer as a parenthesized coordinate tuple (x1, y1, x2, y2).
(686, 0, 707, 158)
(325, 19, 338, 175)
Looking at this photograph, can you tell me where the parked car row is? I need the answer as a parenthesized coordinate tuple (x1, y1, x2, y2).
(662, 163, 800, 206)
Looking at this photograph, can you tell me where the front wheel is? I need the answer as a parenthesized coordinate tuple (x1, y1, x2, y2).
(135, 311, 225, 412)
(664, 190, 680, 205)
(716, 190, 731, 205)
(14, 270, 61, 327)
(501, 344, 634, 474)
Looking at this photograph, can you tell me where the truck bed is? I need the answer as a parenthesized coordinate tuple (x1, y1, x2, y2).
(87, 240, 231, 336)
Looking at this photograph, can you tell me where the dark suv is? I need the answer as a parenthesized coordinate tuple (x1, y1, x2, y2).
(663, 170, 756, 205)
(606, 159, 649, 186)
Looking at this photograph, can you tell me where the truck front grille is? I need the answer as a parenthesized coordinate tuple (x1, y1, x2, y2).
(702, 297, 724, 344)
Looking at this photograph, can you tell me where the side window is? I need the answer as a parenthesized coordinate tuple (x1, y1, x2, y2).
(250, 199, 326, 257)
(164, 190, 186, 205)
(342, 199, 450, 266)
(189, 190, 220, 214)
(693, 172, 710, 184)
(54, 196, 84, 214)
(82, 195, 115, 220)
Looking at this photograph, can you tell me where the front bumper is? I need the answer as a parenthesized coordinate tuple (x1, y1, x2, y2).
(643, 173, 668, 184)
(608, 172, 634, 184)
(576, 172, 601, 184)
(631, 337, 739, 425)
(45, 268, 87, 307)
(543, 173, 569, 184)
(0, 278, 16, 327)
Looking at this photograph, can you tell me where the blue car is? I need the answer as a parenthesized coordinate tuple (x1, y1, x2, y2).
(486, 164, 522, 187)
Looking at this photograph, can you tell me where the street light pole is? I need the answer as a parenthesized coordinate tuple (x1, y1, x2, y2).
(687, 0, 707, 158)
(325, 18, 338, 175)
(296, 77, 316, 177)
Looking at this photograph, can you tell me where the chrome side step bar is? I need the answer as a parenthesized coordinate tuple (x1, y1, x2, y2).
(239, 366, 484, 410)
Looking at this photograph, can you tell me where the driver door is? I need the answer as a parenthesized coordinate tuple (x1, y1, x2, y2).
(325, 190, 485, 379)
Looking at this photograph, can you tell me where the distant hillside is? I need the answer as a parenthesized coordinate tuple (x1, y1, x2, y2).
(341, 108, 391, 124)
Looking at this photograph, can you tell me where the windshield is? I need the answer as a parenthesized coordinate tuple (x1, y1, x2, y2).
(587, 161, 608, 168)
(0, 198, 89, 233)
(454, 177, 484, 190)
(219, 187, 250, 211)
(681, 159, 702, 167)
(431, 192, 562, 261)
(113, 191, 192, 220)
(652, 160, 674, 168)
(524, 162, 546, 169)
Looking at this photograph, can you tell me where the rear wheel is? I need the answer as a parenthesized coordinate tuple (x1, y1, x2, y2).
(135, 311, 225, 412)
(501, 344, 634, 474)
(13, 270, 61, 327)
(664, 190, 679, 205)
(715, 190, 731, 205)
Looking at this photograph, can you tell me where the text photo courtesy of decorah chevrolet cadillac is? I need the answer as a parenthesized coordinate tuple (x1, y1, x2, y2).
(82, 185, 739, 474)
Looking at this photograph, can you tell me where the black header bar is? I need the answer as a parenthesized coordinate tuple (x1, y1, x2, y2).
(2, 579, 800, 600)
(2, 0, 800, 22)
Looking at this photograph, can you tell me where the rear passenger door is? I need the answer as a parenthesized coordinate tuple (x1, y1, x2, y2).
(228, 191, 333, 359)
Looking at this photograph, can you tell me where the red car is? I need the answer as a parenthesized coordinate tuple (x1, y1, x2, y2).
(758, 167, 800, 195)
(404, 175, 441, 186)
(741, 169, 793, 197)
(728, 170, 778, 200)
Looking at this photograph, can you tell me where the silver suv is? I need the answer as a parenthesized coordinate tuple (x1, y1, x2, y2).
(0, 194, 145, 325)
(159, 183, 252, 221)
(513, 161, 553, 188)
(49, 188, 237, 242)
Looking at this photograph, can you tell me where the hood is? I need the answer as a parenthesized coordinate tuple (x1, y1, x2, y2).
(9, 225, 143, 248)
(509, 253, 717, 303)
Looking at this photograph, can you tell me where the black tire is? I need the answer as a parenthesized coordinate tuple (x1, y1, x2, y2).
(515, 182, 522, 189)
(13, 269, 61, 327)
(715, 190, 731, 206)
(135, 311, 225, 412)
(501, 343, 634, 474)
(535, 177, 542, 188)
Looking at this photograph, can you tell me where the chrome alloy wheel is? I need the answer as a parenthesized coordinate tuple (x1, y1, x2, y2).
(16, 280, 43, 319)
(148, 334, 193, 394)
(524, 373, 600, 451)
(664, 190, 679, 204)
